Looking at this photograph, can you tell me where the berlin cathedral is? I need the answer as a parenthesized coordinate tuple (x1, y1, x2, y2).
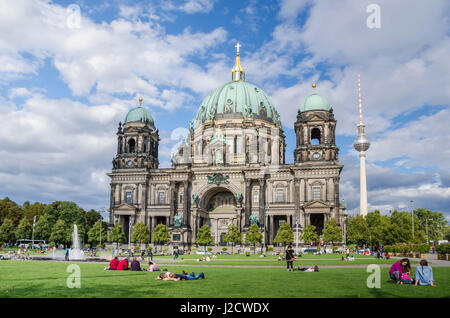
(107, 45, 347, 248)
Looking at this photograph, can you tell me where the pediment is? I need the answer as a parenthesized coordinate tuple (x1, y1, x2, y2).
(115, 203, 137, 211)
(306, 114, 326, 122)
(303, 200, 331, 208)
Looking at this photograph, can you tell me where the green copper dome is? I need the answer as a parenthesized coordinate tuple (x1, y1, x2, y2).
(193, 81, 281, 127)
(300, 93, 331, 112)
(124, 106, 154, 125)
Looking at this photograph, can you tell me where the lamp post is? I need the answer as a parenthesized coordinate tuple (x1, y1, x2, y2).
(32, 216, 36, 249)
(295, 214, 299, 255)
(410, 200, 414, 240)
(128, 218, 132, 250)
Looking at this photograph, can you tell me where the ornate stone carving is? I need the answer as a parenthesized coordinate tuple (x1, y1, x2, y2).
(207, 173, 230, 186)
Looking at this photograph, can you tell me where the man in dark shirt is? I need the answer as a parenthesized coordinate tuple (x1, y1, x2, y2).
(130, 257, 141, 271)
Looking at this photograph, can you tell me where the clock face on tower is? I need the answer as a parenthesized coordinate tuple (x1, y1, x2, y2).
(127, 160, 133, 167)
(312, 152, 320, 159)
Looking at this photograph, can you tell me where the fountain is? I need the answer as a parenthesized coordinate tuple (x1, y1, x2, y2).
(68, 224, 85, 260)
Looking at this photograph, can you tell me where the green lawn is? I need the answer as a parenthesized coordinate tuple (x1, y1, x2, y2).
(0, 260, 448, 298)
(168, 258, 409, 266)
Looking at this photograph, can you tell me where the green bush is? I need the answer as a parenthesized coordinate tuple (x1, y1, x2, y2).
(207, 247, 213, 252)
(436, 243, 449, 255)
(85, 243, 91, 249)
(163, 246, 168, 252)
(384, 246, 393, 253)
(267, 247, 274, 252)
(49, 242, 55, 248)
(222, 247, 228, 252)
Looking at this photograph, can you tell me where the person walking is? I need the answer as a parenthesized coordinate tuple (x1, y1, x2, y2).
(285, 245, 295, 272)
(65, 247, 70, 261)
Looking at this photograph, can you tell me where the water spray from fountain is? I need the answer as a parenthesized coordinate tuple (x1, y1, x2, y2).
(68, 224, 85, 260)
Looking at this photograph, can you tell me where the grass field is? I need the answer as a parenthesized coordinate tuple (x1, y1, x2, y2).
(0, 260, 448, 298)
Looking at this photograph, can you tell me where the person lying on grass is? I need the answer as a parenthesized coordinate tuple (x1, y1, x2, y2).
(297, 265, 319, 272)
(156, 271, 205, 281)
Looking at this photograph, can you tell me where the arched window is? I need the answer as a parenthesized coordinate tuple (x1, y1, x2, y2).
(143, 137, 147, 153)
(128, 138, 136, 153)
(311, 128, 321, 145)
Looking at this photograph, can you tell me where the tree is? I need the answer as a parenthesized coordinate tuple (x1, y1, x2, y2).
(108, 222, 126, 249)
(23, 202, 46, 223)
(0, 197, 24, 226)
(388, 210, 425, 244)
(50, 219, 68, 246)
(87, 220, 108, 246)
(195, 225, 214, 251)
(0, 218, 16, 243)
(322, 218, 342, 245)
(34, 214, 52, 242)
(273, 222, 293, 249)
(152, 224, 170, 251)
(45, 201, 87, 239)
(245, 224, 262, 255)
(131, 222, 150, 246)
(347, 215, 370, 246)
(301, 224, 319, 244)
(15, 218, 32, 240)
(365, 211, 390, 246)
(223, 224, 242, 254)
(85, 209, 102, 229)
(444, 226, 450, 241)
(414, 208, 448, 242)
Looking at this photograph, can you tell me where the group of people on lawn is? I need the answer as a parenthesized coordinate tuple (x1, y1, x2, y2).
(105, 257, 160, 272)
(104, 256, 205, 281)
(389, 258, 435, 286)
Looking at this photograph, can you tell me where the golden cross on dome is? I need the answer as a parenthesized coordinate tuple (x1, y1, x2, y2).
(235, 42, 241, 55)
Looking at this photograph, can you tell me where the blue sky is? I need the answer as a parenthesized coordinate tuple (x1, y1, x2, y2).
(0, 0, 449, 220)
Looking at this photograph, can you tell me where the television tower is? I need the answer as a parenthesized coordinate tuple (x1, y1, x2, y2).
(353, 72, 370, 216)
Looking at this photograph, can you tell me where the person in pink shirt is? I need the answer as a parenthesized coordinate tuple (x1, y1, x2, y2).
(389, 258, 410, 284)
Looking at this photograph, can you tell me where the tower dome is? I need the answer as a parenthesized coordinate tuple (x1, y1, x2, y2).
(299, 92, 331, 112)
(124, 105, 154, 126)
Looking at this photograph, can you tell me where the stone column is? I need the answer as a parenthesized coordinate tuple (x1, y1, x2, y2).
(258, 179, 265, 226)
(183, 181, 189, 226)
(245, 179, 252, 227)
(109, 185, 115, 225)
(269, 215, 274, 245)
(169, 181, 176, 226)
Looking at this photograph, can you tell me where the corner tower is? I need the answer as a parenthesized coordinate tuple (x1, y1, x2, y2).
(294, 84, 339, 163)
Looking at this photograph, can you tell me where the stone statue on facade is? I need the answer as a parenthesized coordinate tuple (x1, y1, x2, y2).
(174, 214, 182, 227)
(249, 213, 258, 226)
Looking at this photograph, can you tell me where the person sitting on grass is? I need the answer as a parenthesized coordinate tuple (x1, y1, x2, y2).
(117, 258, 129, 270)
(105, 256, 119, 270)
(130, 257, 141, 271)
(298, 265, 319, 272)
(146, 261, 159, 272)
(389, 258, 410, 284)
(414, 259, 435, 287)
(399, 271, 414, 284)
